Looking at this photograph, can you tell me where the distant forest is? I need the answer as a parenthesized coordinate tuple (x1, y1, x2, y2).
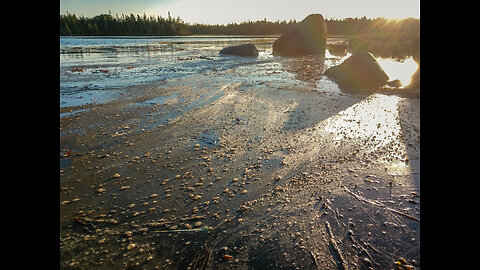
(60, 12, 419, 37)
(60, 13, 419, 58)
(60, 12, 190, 36)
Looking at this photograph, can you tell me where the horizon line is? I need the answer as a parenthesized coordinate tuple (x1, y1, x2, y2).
(59, 11, 419, 25)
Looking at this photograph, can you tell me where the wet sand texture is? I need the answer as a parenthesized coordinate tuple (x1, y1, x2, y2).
(60, 70, 419, 269)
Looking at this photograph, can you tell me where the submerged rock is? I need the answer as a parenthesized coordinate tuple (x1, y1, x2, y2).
(220, 44, 259, 57)
(387, 79, 402, 87)
(328, 42, 348, 55)
(324, 51, 389, 92)
(273, 14, 327, 57)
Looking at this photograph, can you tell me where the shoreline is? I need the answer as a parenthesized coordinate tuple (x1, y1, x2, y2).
(60, 73, 420, 269)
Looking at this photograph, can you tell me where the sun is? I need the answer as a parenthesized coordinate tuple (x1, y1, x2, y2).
(385, 18, 403, 23)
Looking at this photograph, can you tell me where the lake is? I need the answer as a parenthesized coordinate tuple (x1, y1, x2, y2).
(60, 35, 417, 110)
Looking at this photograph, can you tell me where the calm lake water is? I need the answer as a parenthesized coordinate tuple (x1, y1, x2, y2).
(60, 36, 417, 109)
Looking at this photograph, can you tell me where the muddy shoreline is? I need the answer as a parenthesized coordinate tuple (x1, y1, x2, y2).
(60, 72, 420, 269)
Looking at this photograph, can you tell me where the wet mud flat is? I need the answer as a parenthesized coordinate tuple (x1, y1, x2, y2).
(60, 70, 420, 269)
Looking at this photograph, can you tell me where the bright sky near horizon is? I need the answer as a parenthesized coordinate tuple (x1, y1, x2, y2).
(59, 0, 420, 25)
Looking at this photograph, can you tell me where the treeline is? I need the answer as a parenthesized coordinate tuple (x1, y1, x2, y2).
(329, 17, 420, 59)
(60, 12, 419, 39)
(59, 12, 297, 36)
(188, 19, 298, 35)
(60, 12, 190, 36)
(326, 16, 419, 36)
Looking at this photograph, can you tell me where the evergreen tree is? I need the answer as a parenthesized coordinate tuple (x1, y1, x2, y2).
(60, 12, 418, 42)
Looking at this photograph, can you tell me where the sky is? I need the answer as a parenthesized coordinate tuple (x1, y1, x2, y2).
(60, 0, 420, 25)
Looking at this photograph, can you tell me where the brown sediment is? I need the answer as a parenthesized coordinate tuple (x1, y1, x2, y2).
(60, 72, 419, 269)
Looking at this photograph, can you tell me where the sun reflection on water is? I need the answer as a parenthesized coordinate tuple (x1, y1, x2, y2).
(377, 57, 418, 87)
(323, 94, 401, 142)
(321, 93, 410, 174)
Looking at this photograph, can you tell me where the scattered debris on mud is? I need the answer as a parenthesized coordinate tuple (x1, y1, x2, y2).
(60, 70, 419, 269)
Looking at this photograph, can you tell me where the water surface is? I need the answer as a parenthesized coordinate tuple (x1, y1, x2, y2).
(60, 36, 416, 110)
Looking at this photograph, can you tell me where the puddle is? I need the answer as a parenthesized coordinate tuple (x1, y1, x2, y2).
(60, 157, 72, 170)
(60, 107, 92, 118)
(60, 150, 73, 170)
(193, 130, 221, 147)
(60, 88, 123, 108)
(140, 92, 181, 106)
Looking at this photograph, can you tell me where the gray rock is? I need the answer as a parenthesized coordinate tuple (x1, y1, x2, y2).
(324, 51, 389, 92)
(219, 44, 258, 57)
(273, 14, 327, 57)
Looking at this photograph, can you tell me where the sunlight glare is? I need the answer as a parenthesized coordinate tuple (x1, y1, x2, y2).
(377, 57, 418, 87)
(323, 94, 402, 144)
(321, 93, 410, 175)
(323, 93, 412, 175)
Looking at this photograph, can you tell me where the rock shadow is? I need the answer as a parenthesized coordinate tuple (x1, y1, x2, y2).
(276, 54, 368, 132)
(282, 93, 363, 131)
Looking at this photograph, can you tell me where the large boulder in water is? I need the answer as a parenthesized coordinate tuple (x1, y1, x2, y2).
(324, 51, 389, 92)
(272, 14, 327, 57)
(219, 44, 258, 57)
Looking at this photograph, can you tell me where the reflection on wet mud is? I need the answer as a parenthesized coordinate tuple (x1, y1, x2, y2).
(323, 94, 411, 175)
(324, 94, 401, 143)
(60, 36, 419, 269)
